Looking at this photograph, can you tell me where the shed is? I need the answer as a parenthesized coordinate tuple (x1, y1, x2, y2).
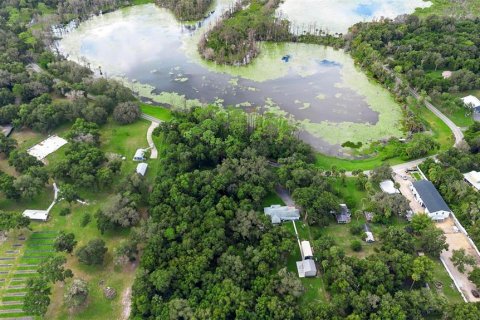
(365, 231, 375, 243)
(264, 205, 300, 224)
(296, 259, 317, 278)
(380, 180, 399, 194)
(442, 71, 452, 79)
(410, 180, 451, 221)
(23, 210, 49, 221)
(464, 171, 480, 191)
(301, 241, 313, 259)
(136, 163, 148, 176)
(335, 204, 351, 224)
(0, 125, 13, 137)
(133, 149, 146, 161)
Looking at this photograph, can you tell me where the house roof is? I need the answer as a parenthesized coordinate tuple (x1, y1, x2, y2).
(0, 125, 13, 137)
(23, 210, 49, 221)
(464, 171, 480, 191)
(462, 95, 480, 108)
(264, 205, 300, 220)
(412, 180, 451, 213)
(136, 163, 148, 176)
(134, 149, 145, 158)
(380, 180, 399, 194)
(301, 241, 313, 258)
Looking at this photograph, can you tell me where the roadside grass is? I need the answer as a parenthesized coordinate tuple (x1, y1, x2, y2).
(140, 103, 173, 121)
(412, 172, 422, 181)
(430, 259, 463, 303)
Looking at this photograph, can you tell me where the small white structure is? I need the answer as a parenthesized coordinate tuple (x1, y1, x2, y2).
(462, 95, 480, 109)
(301, 241, 313, 259)
(296, 259, 317, 278)
(411, 180, 451, 221)
(464, 171, 480, 191)
(335, 204, 351, 224)
(380, 180, 400, 194)
(264, 205, 300, 224)
(442, 71, 452, 79)
(27, 135, 68, 160)
(136, 163, 148, 176)
(365, 231, 375, 243)
(22, 210, 49, 222)
(133, 149, 146, 161)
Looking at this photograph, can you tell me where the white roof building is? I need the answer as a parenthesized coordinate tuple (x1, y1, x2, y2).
(301, 241, 313, 259)
(133, 149, 146, 161)
(462, 95, 480, 109)
(27, 135, 68, 160)
(380, 180, 400, 194)
(365, 231, 375, 243)
(264, 205, 300, 224)
(136, 163, 148, 176)
(296, 259, 317, 278)
(23, 210, 49, 221)
(464, 171, 480, 191)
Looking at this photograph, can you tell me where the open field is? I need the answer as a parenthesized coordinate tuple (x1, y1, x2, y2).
(139, 103, 173, 122)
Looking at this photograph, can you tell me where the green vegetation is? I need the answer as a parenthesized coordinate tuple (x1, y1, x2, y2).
(415, 0, 480, 17)
(156, 0, 213, 21)
(139, 103, 173, 121)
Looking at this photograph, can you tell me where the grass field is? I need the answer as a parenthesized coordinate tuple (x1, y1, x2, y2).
(140, 103, 173, 122)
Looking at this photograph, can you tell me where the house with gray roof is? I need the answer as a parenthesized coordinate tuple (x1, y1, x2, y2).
(410, 180, 451, 221)
(335, 204, 351, 224)
(264, 205, 300, 224)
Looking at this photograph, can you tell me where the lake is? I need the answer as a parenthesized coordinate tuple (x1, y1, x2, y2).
(277, 0, 432, 34)
(57, 1, 405, 157)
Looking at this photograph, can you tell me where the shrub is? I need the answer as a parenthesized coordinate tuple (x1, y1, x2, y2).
(59, 208, 71, 216)
(350, 240, 362, 252)
(80, 213, 91, 227)
(349, 224, 364, 236)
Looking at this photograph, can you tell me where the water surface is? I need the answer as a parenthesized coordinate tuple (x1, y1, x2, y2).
(57, 2, 404, 156)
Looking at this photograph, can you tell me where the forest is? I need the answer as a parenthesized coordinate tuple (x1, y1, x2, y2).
(156, 0, 213, 21)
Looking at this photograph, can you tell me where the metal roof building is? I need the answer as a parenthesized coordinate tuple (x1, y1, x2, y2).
(133, 149, 146, 161)
(462, 95, 480, 109)
(264, 205, 300, 224)
(136, 163, 148, 176)
(411, 180, 451, 221)
(296, 259, 317, 278)
(23, 210, 49, 221)
(335, 204, 351, 224)
(301, 241, 313, 259)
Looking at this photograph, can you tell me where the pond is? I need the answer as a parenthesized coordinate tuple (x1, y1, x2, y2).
(57, 2, 404, 157)
(277, 0, 432, 34)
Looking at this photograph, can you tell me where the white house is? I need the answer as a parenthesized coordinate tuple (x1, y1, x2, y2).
(133, 149, 146, 161)
(136, 163, 148, 176)
(301, 241, 313, 259)
(462, 95, 480, 110)
(264, 205, 300, 224)
(22, 209, 49, 222)
(380, 180, 399, 194)
(464, 171, 480, 191)
(410, 180, 451, 221)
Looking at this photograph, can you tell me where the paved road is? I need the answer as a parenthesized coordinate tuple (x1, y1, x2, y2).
(408, 88, 464, 146)
(146, 121, 160, 159)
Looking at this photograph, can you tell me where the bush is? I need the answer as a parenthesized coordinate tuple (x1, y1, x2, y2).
(113, 102, 140, 125)
(76, 239, 107, 265)
(59, 208, 71, 216)
(80, 213, 91, 227)
(349, 224, 364, 236)
(350, 240, 362, 252)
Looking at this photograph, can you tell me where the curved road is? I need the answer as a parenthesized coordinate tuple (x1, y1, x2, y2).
(141, 114, 162, 159)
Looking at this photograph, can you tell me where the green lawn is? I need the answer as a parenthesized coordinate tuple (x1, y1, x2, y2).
(140, 103, 173, 122)
(430, 259, 463, 303)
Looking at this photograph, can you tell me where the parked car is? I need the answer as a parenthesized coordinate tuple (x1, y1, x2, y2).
(472, 289, 479, 298)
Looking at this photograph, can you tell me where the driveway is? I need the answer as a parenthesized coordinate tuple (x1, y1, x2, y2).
(392, 171, 425, 213)
(437, 218, 480, 302)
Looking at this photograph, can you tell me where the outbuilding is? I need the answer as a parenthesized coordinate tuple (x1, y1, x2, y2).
(335, 204, 351, 224)
(365, 231, 375, 243)
(301, 241, 313, 259)
(264, 205, 300, 224)
(410, 180, 451, 221)
(380, 180, 400, 194)
(296, 259, 317, 278)
(22, 210, 49, 222)
(133, 149, 146, 161)
(462, 95, 480, 111)
(136, 163, 148, 176)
